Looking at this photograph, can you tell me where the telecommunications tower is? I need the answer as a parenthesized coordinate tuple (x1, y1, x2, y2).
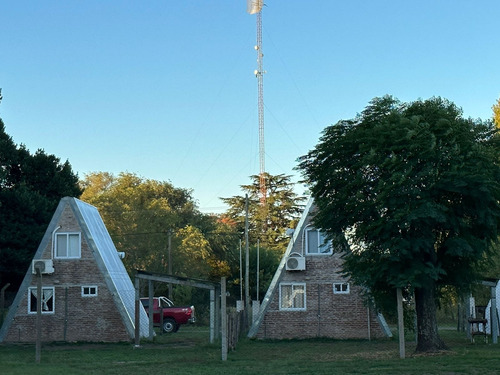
(247, 0, 266, 204)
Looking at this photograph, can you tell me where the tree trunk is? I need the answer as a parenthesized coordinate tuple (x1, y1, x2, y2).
(414, 286, 448, 352)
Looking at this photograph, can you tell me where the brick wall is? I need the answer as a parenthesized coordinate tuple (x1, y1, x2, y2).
(255, 214, 387, 340)
(3, 205, 131, 342)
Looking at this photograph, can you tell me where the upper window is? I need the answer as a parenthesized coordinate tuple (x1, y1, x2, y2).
(305, 228, 332, 255)
(333, 282, 350, 294)
(28, 287, 55, 314)
(81, 286, 98, 297)
(55, 232, 81, 258)
(279, 283, 306, 311)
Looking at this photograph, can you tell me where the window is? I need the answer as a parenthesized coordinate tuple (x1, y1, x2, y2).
(279, 283, 306, 310)
(28, 287, 55, 314)
(81, 286, 98, 297)
(55, 232, 81, 258)
(305, 228, 332, 255)
(333, 282, 350, 294)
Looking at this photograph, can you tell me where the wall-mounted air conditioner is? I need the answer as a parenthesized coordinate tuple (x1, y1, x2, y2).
(285, 255, 306, 271)
(32, 259, 55, 274)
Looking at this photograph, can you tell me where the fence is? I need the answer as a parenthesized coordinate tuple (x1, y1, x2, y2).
(227, 310, 245, 350)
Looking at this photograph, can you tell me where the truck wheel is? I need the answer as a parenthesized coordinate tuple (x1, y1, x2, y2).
(163, 319, 177, 333)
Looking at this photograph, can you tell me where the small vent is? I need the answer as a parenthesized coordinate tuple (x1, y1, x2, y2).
(32, 259, 55, 274)
(285, 256, 305, 271)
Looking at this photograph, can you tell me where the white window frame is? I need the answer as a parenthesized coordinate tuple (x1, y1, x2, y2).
(305, 228, 332, 255)
(28, 287, 55, 314)
(55, 232, 81, 259)
(279, 283, 306, 311)
(333, 282, 350, 294)
(81, 286, 98, 297)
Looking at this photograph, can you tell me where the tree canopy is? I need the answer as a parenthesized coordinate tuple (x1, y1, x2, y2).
(298, 96, 500, 352)
(81, 172, 296, 306)
(0, 118, 82, 291)
(80, 172, 211, 277)
(493, 97, 500, 129)
(220, 173, 305, 253)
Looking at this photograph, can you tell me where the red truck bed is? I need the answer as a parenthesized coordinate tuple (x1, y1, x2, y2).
(140, 296, 195, 333)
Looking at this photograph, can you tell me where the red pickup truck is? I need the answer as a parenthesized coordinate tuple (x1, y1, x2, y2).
(140, 296, 195, 333)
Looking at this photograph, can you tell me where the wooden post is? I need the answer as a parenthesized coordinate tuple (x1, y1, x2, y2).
(397, 288, 405, 359)
(134, 277, 140, 347)
(465, 294, 471, 340)
(367, 306, 371, 341)
(160, 306, 164, 336)
(0, 283, 10, 325)
(168, 229, 173, 298)
(215, 285, 221, 340)
(221, 277, 227, 361)
(148, 280, 154, 339)
(491, 285, 498, 344)
(210, 288, 215, 343)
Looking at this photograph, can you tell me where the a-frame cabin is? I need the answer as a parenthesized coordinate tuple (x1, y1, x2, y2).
(0, 197, 149, 342)
(248, 198, 392, 340)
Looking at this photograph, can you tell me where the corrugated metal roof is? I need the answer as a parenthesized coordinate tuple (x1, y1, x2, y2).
(74, 198, 149, 338)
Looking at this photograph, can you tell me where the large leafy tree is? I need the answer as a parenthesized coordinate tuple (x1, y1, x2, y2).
(220, 173, 304, 304)
(220, 173, 305, 253)
(298, 96, 500, 352)
(0, 118, 82, 292)
(81, 172, 243, 316)
(80, 172, 206, 276)
(493, 97, 500, 129)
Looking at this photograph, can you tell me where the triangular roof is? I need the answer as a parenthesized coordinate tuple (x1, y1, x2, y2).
(0, 197, 149, 341)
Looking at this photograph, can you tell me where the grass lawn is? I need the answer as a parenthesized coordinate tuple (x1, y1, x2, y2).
(0, 327, 499, 374)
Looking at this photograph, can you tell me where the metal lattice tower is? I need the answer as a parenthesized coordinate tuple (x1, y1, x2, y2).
(247, 1, 266, 204)
(255, 9, 266, 204)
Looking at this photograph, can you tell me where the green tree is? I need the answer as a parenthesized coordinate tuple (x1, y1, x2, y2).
(221, 173, 305, 253)
(80, 172, 204, 276)
(0, 118, 82, 291)
(298, 96, 500, 352)
(175, 225, 212, 278)
(80, 172, 243, 313)
(220, 173, 304, 305)
(493, 97, 500, 129)
(247, 244, 281, 301)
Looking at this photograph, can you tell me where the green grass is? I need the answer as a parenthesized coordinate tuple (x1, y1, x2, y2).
(1, 327, 499, 374)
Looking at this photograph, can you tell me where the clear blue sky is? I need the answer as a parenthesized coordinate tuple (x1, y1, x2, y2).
(1, 1, 498, 213)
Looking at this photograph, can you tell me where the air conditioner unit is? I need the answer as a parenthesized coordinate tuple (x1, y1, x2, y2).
(32, 259, 55, 274)
(285, 256, 306, 271)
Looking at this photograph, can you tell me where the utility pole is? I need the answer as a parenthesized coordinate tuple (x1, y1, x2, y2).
(35, 266, 42, 363)
(239, 239, 243, 302)
(397, 288, 405, 359)
(167, 229, 173, 299)
(245, 194, 250, 318)
(256, 239, 260, 301)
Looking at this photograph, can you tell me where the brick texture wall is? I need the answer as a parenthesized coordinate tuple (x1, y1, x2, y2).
(4, 205, 130, 343)
(255, 215, 387, 340)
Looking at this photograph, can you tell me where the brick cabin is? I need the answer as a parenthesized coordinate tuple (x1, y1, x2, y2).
(0, 197, 149, 343)
(248, 198, 392, 340)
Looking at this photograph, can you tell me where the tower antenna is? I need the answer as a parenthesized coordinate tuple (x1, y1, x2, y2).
(247, 0, 266, 204)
